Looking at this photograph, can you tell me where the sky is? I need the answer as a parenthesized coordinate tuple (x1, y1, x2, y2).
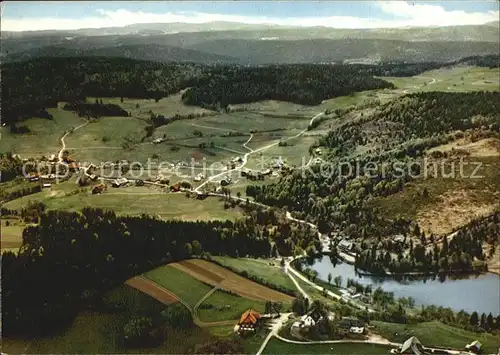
(2, 1, 499, 32)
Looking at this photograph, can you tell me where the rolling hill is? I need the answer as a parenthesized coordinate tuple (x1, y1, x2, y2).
(1, 43, 238, 64)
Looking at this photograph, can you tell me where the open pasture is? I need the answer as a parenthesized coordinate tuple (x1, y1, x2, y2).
(0, 107, 87, 158)
(125, 276, 180, 306)
(89, 91, 215, 119)
(2, 183, 242, 222)
(143, 264, 214, 308)
(197, 289, 266, 323)
(212, 257, 296, 292)
(171, 259, 294, 303)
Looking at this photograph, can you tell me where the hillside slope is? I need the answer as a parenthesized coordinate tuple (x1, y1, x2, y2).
(2, 43, 238, 64)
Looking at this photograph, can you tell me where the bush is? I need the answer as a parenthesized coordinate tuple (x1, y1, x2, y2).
(123, 316, 154, 347)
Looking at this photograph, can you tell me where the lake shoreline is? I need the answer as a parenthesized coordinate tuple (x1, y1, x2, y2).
(334, 251, 495, 280)
(309, 255, 500, 314)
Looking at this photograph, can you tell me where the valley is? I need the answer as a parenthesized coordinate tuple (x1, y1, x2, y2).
(1, 8, 500, 355)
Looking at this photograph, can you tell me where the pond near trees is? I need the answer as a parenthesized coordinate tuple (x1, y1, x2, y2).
(308, 255, 500, 315)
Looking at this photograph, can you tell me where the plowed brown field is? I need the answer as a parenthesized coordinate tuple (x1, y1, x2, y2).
(170, 259, 293, 303)
(125, 276, 179, 305)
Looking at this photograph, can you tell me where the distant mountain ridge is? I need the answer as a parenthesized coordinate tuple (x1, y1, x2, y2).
(1, 22, 498, 65)
(3, 22, 499, 42)
(2, 43, 238, 64)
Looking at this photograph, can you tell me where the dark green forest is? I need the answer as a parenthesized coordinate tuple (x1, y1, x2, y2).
(3, 55, 497, 127)
(247, 91, 500, 274)
(1, 206, 318, 335)
(181, 64, 394, 107)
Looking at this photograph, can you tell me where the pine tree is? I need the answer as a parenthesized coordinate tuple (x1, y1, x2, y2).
(470, 311, 479, 326)
(486, 313, 494, 331)
(480, 313, 487, 329)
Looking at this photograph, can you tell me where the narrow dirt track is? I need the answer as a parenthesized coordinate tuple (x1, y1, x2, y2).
(126, 275, 239, 328)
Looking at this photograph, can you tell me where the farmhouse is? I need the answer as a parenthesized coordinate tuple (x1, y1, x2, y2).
(347, 286, 357, 295)
(290, 311, 335, 337)
(393, 234, 406, 244)
(238, 309, 261, 332)
(338, 239, 354, 253)
(135, 179, 145, 186)
(92, 183, 106, 195)
(338, 316, 364, 329)
(349, 326, 364, 334)
(26, 174, 40, 182)
(193, 173, 205, 182)
(398, 336, 427, 355)
(220, 177, 232, 186)
(465, 340, 482, 353)
(42, 183, 52, 188)
(111, 178, 128, 188)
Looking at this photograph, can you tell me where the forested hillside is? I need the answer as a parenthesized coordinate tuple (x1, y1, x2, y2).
(1, 57, 209, 125)
(2, 43, 238, 64)
(181, 64, 394, 107)
(248, 91, 500, 236)
(187, 38, 500, 64)
(3, 56, 498, 127)
(1, 58, 394, 125)
(1, 207, 317, 335)
(317, 91, 500, 158)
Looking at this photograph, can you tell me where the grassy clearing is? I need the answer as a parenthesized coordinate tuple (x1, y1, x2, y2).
(1, 222, 25, 252)
(3, 312, 216, 354)
(373, 321, 500, 353)
(262, 338, 393, 355)
(384, 67, 500, 94)
(0, 108, 87, 157)
(245, 134, 317, 169)
(242, 328, 272, 354)
(206, 324, 237, 338)
(143, 264, 214, 308)
(89, 92, 215, 119)
(172, 259, 294, 303)
(197, 290, 266, 323)
(3, 184, 241, 222)
(212, 256, 296, 292)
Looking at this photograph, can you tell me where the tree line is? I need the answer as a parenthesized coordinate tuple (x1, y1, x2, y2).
(1, 204, 324, 336)
(181, 64, 394, 108)
(1, 207, 273, 336)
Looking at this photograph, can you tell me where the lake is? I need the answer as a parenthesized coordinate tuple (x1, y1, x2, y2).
(308, 255, 500, 315)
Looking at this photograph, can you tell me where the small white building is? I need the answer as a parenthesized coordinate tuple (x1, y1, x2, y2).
(112, 178, 128, 187)
(349, 326, 365, 334)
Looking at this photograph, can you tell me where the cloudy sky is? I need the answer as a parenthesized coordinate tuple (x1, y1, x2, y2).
(2, 1, 499, 32)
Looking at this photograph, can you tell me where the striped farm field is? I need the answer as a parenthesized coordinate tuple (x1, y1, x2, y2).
(125, 276, 179, 306)
(170, 259, 294, 303)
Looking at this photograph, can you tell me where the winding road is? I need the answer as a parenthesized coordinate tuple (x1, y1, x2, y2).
(57, 120, 89, 163)
(402, 77, 436, 94)
(194, 112, 323, 192)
